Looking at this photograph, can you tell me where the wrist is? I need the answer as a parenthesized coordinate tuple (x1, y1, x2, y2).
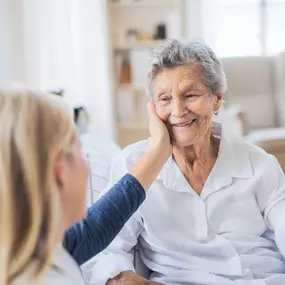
(148, 143, 171, 160)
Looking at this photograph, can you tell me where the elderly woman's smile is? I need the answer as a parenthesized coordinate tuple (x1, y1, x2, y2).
(171, 118, 197, 128)
(152, 64, 220, 147)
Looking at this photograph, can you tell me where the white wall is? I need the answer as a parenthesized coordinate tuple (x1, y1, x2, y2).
(184, 0, 203, 41)
(0, 0, 25, 87)
(183, 0, 217, 44)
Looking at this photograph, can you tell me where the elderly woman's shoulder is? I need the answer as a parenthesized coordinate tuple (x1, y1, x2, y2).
(244, 140, 268, 156)
(243, 141, 281, 173)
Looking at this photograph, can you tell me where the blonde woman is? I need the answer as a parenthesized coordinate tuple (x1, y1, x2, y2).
(0, 89, 172, 285)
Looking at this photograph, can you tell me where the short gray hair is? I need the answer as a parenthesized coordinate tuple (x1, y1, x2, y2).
(147, 39, 227, 97)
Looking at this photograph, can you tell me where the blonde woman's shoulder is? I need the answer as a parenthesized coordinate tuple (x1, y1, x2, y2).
(41, 246, 86, 285)
(41, 269, 85, 285)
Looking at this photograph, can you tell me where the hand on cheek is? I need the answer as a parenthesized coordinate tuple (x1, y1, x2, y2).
(153, 103, 173, 143)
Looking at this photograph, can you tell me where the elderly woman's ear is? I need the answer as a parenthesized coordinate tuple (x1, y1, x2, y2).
(214, 93, 223, 113)
(217, 92, 223, 100)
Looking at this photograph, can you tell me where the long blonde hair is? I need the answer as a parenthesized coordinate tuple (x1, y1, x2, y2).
(0, 89, 75, 285)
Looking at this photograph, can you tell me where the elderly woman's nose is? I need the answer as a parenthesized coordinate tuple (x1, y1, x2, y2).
(172, 98, 186, 118)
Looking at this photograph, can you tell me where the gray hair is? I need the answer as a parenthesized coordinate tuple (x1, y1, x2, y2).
(147, 39, 227, 97)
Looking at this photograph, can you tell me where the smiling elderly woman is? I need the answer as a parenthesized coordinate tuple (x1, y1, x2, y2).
(83, 40, 285, 285)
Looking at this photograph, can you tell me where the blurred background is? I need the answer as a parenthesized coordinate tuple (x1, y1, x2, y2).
(1, 0, 285, 172)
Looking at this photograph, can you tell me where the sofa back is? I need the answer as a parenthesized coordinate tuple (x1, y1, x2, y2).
(272, 52, 285, 127)
(222, 56, 278, 130)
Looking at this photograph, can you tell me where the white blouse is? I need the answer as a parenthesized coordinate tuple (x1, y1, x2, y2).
(82, 122, 285, 285)
(41, 245, 86, 285)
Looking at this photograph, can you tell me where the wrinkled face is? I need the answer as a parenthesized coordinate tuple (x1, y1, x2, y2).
(152, 64, 222, 147)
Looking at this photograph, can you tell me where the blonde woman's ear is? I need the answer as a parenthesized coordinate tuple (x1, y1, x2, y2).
(54, 154, 66, 188)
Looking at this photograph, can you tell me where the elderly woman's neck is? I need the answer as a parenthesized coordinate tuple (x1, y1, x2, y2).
(172, 132, 218, 165)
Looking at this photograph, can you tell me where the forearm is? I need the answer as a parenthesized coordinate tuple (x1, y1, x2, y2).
(129, 144, 170, 191)
(274, 215, 285, 258)
(266, 199, 285, 258)
(64, 174, 145, 265)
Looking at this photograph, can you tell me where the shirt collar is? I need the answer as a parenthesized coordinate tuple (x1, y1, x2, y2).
(147, 122, 254, 196)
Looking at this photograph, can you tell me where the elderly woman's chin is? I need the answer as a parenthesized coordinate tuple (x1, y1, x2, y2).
(171, 132, 199, 147)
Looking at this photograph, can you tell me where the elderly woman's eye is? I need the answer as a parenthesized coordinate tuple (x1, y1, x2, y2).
(185, 94, 198, 98)
(160, 96, 171, 102)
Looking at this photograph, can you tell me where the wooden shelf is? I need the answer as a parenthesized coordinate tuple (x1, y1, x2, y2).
(113, 40, 166, 51)
(118, 121, 150, 147)
(109, 0, 184, 146)
(110, 0, 173, 9)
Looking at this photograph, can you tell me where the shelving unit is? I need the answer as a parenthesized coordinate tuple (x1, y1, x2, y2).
(110, 0, 175, 8)
(113, 40, 167, 51)
(119, 121, 149, 130)
(107, 0, 185, 147)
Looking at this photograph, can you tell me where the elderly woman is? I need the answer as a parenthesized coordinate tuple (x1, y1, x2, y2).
(82, 40, 285, 285)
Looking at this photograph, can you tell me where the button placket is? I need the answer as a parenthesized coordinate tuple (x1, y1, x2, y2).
(195, 199, 208, 241)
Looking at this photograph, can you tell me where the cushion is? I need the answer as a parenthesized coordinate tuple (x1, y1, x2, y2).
(272, 52, 285, 126)
(245, 127, 285, 143)
(246, 127, 285, 172)
(212, 107, 245, 137)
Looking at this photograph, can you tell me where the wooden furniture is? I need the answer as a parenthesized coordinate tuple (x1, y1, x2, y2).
(107, 0, 185, 147)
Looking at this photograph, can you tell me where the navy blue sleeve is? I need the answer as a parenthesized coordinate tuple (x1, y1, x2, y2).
(63, 173, 146, 266)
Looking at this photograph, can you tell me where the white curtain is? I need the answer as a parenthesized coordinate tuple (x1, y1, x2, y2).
(69, 0, 116, 139)
(0, 0, 115, 139)
(22, 0, 80, 103)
